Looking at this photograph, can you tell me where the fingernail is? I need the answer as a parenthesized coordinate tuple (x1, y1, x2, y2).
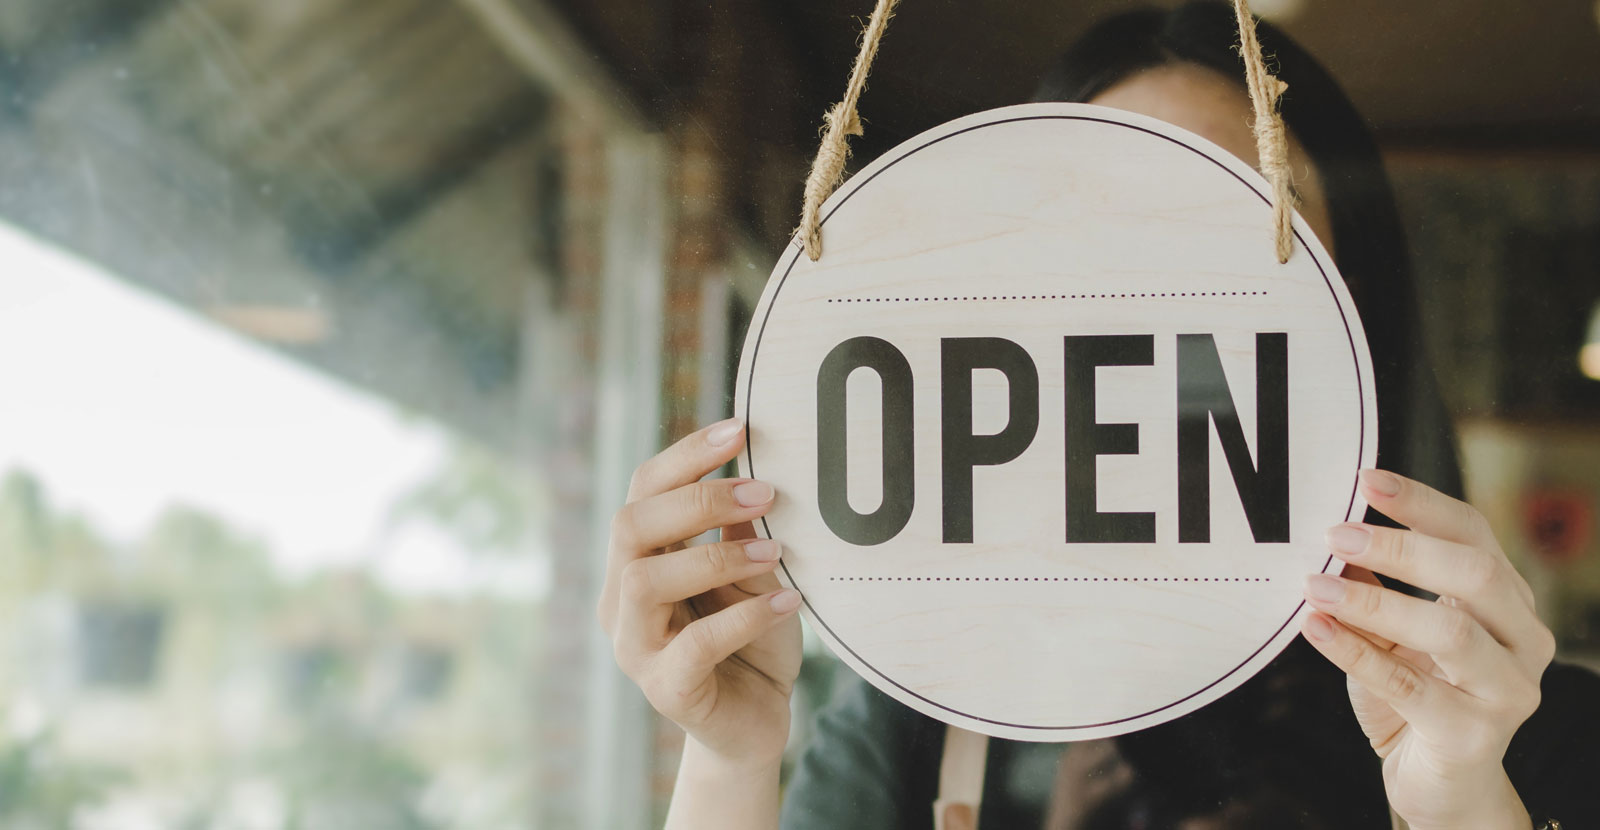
(707, 418, 743, 448)
(1304, 614, 1335, 642)
(732, 480, 775, 507)
(1326, 524, 1371, 557)
(769, 589, 802, 614)
(1360, 469, 1401, 497)
(1305, 573, 1346, 603)
(744, 539, 781, 562)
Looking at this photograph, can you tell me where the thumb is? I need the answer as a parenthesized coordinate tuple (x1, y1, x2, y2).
(1347, 673, 1408, 755)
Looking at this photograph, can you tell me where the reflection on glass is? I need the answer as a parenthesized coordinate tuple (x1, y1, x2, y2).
(0, 228, 548, 826)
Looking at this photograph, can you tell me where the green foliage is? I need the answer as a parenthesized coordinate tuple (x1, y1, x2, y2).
(0, 462, 541, 828)
(0, 731, 121, 827)
(0, 471, 51, 553)
(271, 717, 442, 830)
(136, 505, 278, 610)
(0, 470, 113, 593)
(389, 441, 548, 557)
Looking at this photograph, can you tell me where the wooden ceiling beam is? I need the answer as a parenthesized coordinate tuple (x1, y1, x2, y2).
(452, 0, 650, 133)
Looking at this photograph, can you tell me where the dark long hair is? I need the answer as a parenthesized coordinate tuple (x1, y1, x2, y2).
(1033, 5, 1460, 828)
(1036, 1, 1462, 502)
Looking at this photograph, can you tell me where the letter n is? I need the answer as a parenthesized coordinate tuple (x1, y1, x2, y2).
(1177, 333, 1289, 543)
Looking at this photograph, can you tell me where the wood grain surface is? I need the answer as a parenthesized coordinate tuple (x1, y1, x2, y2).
(735, 103, 1376, 741)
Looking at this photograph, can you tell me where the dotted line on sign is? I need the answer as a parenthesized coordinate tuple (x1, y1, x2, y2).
(825, 292, 1267, 303)
(826, 577, 1271, 582)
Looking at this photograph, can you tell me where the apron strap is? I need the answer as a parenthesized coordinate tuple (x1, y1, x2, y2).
(933, 724, 989, 830)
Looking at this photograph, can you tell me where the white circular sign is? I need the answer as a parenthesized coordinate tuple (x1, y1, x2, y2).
(735, 103, 1376, 741)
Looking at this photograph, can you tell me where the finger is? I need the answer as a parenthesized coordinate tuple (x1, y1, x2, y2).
(1301, 611, 1465, 732)
(626, 418, 746, 504)
(1336, 565, 1398, 650)
(1340, 567, 1439, 674)
(612, 479, 776, 556)
(600, 479, 775, 634)
(1303, 573, 1522, 696)
(616, 539, 784, 640)
(708, 522, 785, 598)
(703, 569, 787, 614)
(1327, 523, 1544, 657)
(1358, 469, 1498, 551)
(665, 589, 804, 676)
(1338, 612, 1442, 679)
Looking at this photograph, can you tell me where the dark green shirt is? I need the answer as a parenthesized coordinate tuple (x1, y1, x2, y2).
(781, 654, 1600, 829)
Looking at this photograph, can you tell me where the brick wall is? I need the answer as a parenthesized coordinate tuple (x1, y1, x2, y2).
(532, 2, 818, 822)
(530, 109, 609, 828)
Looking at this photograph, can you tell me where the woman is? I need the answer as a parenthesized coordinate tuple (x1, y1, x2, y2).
(597, 4, 1600, 828)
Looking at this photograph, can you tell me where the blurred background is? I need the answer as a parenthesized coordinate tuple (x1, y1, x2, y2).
(0, 0, 1597, 828)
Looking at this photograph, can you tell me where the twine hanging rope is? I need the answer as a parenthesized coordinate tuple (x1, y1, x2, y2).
(798, 0, 900, 262)
(797, 0, 1295, 263)
(1230, 0, 1296, 263)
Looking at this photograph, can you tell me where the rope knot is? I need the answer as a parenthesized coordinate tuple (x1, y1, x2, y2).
(1231, 0, 1296, 263)
(797, 0, 900, 261)
(826, 101, 864, 138)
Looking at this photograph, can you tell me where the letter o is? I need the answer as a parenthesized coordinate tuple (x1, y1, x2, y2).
(816, 337, 915, 545)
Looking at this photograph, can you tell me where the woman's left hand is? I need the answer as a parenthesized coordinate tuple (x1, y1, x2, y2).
(1300, 469, 1556, 830)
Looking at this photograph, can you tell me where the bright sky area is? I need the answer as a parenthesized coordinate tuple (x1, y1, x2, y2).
(0, 221, 546, 598)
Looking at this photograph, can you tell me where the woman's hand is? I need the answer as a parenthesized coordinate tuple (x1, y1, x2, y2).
(597, 418, 803, 774)
(1300, 469, 1555, 830)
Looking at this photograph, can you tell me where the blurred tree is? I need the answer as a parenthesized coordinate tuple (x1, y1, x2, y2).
(388, 441, 548, 557)
(0, 469, 113, 593)
(0, 465, 536, 827)
(0, 471, 51, 555)
(137, 505, 279, 611)
(0, 731, 121, 828)
(272, 706, 442, 829)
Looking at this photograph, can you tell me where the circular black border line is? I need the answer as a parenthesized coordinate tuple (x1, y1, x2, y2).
(743, 113, 1368, 731)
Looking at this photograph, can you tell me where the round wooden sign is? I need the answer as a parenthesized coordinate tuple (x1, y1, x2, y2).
(735, 103, 1376, 741)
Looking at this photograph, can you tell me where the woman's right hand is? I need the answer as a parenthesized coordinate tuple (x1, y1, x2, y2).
(598, 418, 803, 771)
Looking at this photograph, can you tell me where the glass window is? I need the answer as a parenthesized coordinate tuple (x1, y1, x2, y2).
(5, 1, 1600, 828)
(0, 1, 661, 827)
